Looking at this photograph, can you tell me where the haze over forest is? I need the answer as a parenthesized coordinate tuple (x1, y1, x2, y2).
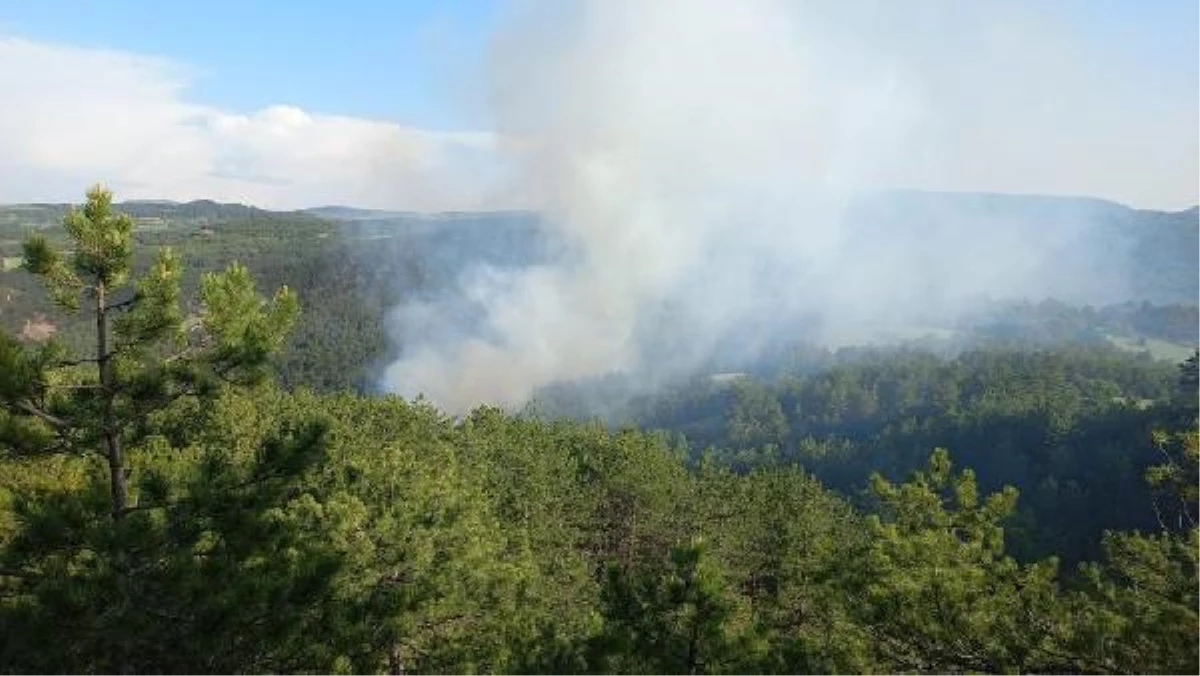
(2, 0, 1197, 413)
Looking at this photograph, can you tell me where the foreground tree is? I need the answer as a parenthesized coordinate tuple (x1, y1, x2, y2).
(0, 418, 343, 673)
(1061, 418, 1198, 674)
(1063, 526, 1199, 674)
(0, 186, 320, 672)
(692, 463, 870, 673)
(1, 185, 298, 518)
(846, 449, 1069, 673)
(587, 542, 758, 674)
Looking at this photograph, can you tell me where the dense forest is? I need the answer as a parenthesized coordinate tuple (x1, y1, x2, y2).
(0, 189, 1196, 673)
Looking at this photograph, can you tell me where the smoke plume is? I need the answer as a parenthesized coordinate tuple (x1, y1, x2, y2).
(379, 0, 1198, 412)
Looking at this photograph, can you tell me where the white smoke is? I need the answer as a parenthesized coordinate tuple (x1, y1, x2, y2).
(380, 0, 1198, 412)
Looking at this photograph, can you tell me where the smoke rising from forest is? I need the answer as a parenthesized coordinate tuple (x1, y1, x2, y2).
(379, 0, 1197, 412)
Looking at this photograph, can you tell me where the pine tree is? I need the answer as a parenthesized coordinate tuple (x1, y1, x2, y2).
(846, 449, 1067, 673)
(0, 186, 330, 673)
(1, 185, 298, 519)
(588, 542, 755, 674)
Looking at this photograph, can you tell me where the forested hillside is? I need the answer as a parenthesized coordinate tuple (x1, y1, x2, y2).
(2, 192, 1196, 392)
(0, 189, 1196, 673)
(0, 201, 553, 392)
(536, 345, 1191, 565)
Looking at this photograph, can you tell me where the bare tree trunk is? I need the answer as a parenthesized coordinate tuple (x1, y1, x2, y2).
(97, 281, 126, 519)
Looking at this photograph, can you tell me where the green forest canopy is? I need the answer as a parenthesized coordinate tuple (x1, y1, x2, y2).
(0, 188, 1196, 674)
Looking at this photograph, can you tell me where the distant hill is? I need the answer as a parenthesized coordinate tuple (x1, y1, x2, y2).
(2, 191, 1196, 306)
(0, 199, 317, 231)
(846, 191, 1198, 305)
(0, 190, 1193, 394)
(304, 206, 410, 221)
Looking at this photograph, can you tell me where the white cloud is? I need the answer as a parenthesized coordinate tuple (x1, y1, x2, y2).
(0, 11, 1196, 213)
(0, 35, 504, 210)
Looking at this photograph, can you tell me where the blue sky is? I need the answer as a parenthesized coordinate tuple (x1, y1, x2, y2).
(0, 0, 501, 129)
(2, 0, 1193, 130)
(0, 0, 1195, 209)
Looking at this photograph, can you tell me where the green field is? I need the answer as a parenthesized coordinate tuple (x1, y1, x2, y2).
(1106, 333, 1196, 362)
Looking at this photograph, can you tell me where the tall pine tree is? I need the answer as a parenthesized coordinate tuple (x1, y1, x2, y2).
(1, 185, 298, 519)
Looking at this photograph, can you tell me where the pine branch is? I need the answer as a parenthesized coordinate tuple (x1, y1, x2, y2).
(38, 382, 104, 391)
(51, 356, 104, 367)
(118, 496, 192, 517)
(31, 436, 75, 456)
(16, 400, 70, 428)
(104, 296, 139, 312)
(164, 346, 202, 364)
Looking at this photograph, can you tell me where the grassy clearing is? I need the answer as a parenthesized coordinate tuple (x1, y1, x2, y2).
(1106, 333, 1195, 362)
